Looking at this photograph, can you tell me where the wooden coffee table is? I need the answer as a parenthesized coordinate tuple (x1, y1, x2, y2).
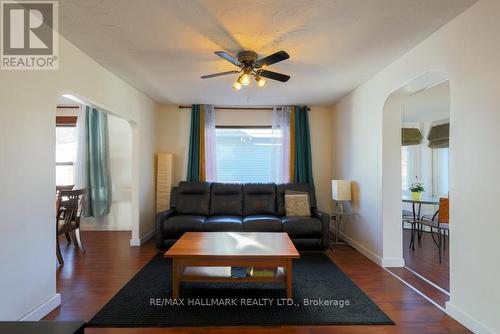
(164, 232, 300, 299)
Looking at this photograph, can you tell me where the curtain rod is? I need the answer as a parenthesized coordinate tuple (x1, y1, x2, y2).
(57, 105, 80, 109)
(178, 105, 276, 111)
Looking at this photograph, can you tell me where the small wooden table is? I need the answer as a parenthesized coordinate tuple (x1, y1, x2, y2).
(164, 232, 300, 299)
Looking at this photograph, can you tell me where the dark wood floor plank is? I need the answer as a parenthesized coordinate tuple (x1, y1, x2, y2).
(402, 229, 449, 291)
(385, 267, 449, 308)
(44, 231, 469, 334)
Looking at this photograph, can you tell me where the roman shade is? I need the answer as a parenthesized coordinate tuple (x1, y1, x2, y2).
(427, 123, 449, 148)
(401, 128, 423, 146)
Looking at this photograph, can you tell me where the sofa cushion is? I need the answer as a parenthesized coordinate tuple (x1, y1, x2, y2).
(204, 215, 243, 232)
(210, 183, 243, 216)
(281, 216, 322, 238)
(243, 183, 276, 216)
(285, 192, 311, 216)
(175, 182, 211, 216)
(277, 183, 316, 216)
(243, 215, 282, 232)
(163, 215, 205, 238)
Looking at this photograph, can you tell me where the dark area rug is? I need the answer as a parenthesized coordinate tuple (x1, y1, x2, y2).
(88, 252, 394, 327)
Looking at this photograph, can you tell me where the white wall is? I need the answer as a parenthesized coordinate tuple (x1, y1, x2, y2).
(82, 113, 133, 231)
(155, 105, 190, 186)
(308, 107, 333, 211)
(155, 105, 333, 211)
(331, 0, 500, 332)
(0, 35, 155, 320)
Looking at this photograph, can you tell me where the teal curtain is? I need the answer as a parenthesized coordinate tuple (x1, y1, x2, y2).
(186, 104, 202, 181)
(293, 106, 315, 188)
(84, 106, 111, 217)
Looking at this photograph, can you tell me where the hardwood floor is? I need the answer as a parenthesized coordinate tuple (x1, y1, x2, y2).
(402, 229, 449, 291)
(385, 267, 449, 309)
(45, 231, 470, 333)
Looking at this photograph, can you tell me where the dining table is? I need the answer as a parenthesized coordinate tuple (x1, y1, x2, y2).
(402, 195, 440, 250)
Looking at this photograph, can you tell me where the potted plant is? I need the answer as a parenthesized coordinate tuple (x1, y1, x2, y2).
(409, 180, 424, 200)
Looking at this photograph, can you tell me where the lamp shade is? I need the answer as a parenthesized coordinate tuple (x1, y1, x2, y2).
(332, 180, 351, 201)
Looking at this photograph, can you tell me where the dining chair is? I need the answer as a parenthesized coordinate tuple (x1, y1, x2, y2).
(56, 185, 74, 193)
(403, 204, 423, 251)
(56, 189, 87, 266)
(419, 198, 449, 263)
(56, 185, 75, 243)
(403, 213, 420, 251)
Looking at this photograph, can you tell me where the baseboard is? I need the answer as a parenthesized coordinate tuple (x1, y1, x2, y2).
(339, 232, 404, 268)
(130, 229, 155, 246)
(339, 232, 384, 266)
(381, 257, 405, 267)
(81, 225, 132, 231)
(446, 302, 494, 334)
(19, 293, 61, 321)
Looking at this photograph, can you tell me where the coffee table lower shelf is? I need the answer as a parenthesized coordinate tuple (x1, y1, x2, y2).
(171, 260, 293, 299)
(182, 266, 285, 283)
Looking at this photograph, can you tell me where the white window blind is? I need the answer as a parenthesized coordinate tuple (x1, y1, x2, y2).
(432, 147, 449, 196)
(215, 127, 282, 183)
(401, 145, 420, 194)
(56, 126, 77, 185)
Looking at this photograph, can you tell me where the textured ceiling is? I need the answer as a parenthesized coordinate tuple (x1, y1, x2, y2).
(59, 0, 476, 105)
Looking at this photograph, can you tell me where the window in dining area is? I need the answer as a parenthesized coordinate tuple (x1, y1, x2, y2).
(56, 119, 77, 185)
(401, 145, 420, 194)
(401, 143, 448, 198)
(432, 147, 449, 197)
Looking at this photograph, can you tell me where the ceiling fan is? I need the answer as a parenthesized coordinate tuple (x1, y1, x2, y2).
(201, 50, 290, 90)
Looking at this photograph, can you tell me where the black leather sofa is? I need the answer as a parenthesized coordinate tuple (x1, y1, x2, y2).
(155, 182, 330, 249)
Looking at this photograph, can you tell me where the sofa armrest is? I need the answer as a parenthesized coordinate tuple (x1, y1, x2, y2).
(312, 209, 330, 248)
(155, 208, 175, 248)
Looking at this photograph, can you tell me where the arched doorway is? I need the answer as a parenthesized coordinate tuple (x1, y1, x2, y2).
(55, 93, 140, 246)
(382, 71, 451, 306)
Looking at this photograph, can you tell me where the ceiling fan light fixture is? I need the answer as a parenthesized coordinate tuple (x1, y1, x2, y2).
(239, 73, 251, 86)
(202, 50, 290, 90)
(232, 81, 242, 90)
(255, 75, 267, 87)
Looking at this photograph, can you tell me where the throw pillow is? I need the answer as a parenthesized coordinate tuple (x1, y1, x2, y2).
(285, 191, 311, 217)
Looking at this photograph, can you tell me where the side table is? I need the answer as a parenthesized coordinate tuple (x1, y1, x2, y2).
(330, 210, 354, 249)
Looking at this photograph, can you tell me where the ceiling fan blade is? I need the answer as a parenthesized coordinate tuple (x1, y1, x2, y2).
(201, 70, 239, 79)
(259, 69, 290, 82)
(214, 51, 242, 66)
(255, 50, 289, 67)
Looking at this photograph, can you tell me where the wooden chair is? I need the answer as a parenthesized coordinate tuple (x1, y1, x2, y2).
(56, 185, 74, 193)
(56, 189, 87, 266)
(419, 198, 449, 263)
(56, 185, 75, 243)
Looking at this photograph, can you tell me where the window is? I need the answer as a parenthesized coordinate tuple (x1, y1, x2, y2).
(433, 148, 449, 196)
(215, 127, 282, 182)
(401, 145, 420, 193)
(56, 125, 77, 185)
(401, 144, 449, 197)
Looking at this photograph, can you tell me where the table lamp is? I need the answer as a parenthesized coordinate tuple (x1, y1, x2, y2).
(332, 180, 352, 215)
